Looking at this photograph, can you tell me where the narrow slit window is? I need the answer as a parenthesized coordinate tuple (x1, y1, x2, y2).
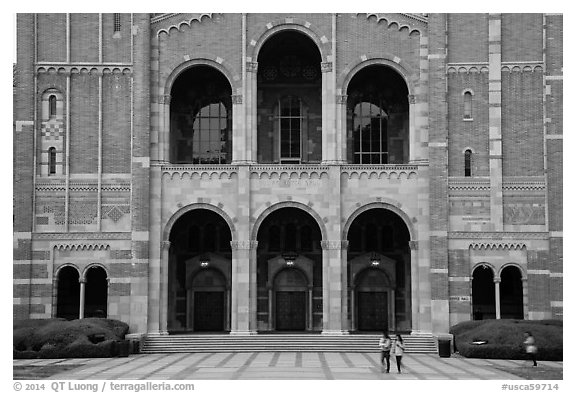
(113, 14, 121, 32)
(49, 95, 57, 118)
(48, 147, 57, 175)
(464, 91, 473, 119)
(464, 149, 472, 177)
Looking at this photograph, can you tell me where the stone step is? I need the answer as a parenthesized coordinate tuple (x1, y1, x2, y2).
(141, 334, 439, 354)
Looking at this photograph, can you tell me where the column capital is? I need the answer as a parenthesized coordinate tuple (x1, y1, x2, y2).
(337, 94, 348, 105)
(408, 94, 416, 104)
(409, 240, 418, 250)
(321, 61, 333, 73)
(246, 61, 258, 73)
(231, 94, 243, 104)
(321, 240, 347, 250)
(79, 278, 86, 284)
(159, 94, 171, 105)
(493, 277, 501, 283)
(230, 240, 258, 250)
(161, 240, 171, 251)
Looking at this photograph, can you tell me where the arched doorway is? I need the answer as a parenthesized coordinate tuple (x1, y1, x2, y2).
(56, 266, 80, 320)
(273, 268, 309, 331)
(170, 65, 232, 164)
(500, 265, 524, 319)
(84, 266, 108, 318)
(256, 207, 322, 331)
(472, 265, 495, 320)
(346, 208, 411, 332)
(346, 65, 410, 164)
(257, 30, 322, 163)
(189, 268, 229, 331)
(168, 208, 232, 333)
(354, 268, 393, 331)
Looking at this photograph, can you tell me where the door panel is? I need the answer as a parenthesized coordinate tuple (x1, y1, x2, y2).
(275, 291, 306, 331)
(357, 291, 388, 331)
(194, 291, 225, 331)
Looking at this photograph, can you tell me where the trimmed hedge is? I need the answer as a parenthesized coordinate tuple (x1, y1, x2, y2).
(14, 318, 129, 359)
(450, 319, 563, 361)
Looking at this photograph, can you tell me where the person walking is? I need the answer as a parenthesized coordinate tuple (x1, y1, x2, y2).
(523, 331, 537, 367)
(379, 332, 392, 373)
(393, 334, 405, 373)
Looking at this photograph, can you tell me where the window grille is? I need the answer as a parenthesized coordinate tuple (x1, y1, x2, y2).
(464, 149, 472, 177)
(353, 102, 388, 164)
(113, 13, 121, 32)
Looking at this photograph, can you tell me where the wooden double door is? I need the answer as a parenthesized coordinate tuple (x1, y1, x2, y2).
(275, 291, 307, 331)
(193, 291, 225, 331)
(357, 291, 388, 331)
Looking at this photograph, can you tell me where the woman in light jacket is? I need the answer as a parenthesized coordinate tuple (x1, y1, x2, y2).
(393, 334, 405, 373)
(378, 332, 392, 373)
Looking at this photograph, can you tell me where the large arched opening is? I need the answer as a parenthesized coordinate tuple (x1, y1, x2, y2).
(346, 65, 410, 164)
(168, 208, 232, 332)
(346, 208, 411, 332)
(256, 207, 322, 331)
(56, 266, 80, 320)
(257, 30, 322, 163)
(170, 65, 233, 164)
(472, 265, 496, 320)
(84, 265, 108, 318)
(500, 265, 524, 319)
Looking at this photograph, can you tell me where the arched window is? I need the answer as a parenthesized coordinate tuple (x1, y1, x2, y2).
(277, 97, 303, 164)
(463, 91, 473, 119)
(48, 95, 57, 118)
(48, 147, 57, 175)
(353, 102, 388, 164)
(464, 149, 472, 177)
(191, 103, 229, 164)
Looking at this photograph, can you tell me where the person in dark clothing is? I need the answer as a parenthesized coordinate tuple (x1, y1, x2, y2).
(378, 332, 392, 373)
(524, 331, 537, 367)
(393, 334, 405, 373)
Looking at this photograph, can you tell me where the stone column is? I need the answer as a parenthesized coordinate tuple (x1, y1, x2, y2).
(350, 287, 355, 331)
(230, 240, 256, 335)
(79, 278, 86, 319)
(336, 94, 348, 162)
(231, 94, 245, 163)
(488, 13, 504, 231)
(160, 94, 171, 163)
(522, 277, 529, 320)
(321, 240, 348, 335)
(321, 61, 337, 163)
(246, 61, 258, 163)
(409, 240, 421, 332)
(159, 240, 171, 334)
(308, 285, 313, 331)
(494, 277, 501, 319)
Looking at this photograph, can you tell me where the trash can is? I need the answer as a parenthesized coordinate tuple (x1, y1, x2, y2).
(438, 336, 452, 358)
(116, 340, 130, 357)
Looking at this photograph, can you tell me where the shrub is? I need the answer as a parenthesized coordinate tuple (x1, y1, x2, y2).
(13, 318, 129, 359)
(450, 319, 563, 361)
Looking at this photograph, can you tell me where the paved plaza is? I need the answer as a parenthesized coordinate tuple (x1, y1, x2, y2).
(14, 352, 563, 380)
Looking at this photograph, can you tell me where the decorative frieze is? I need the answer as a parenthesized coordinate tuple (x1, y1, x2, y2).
(230, 241, 258, 250)
(162, 165, 238, 180)
(470, 243, 527, 251)
(503, 205, 546, 225)
(341, 165, 418, 180)
(36, 66, 132, 76)
(449, 231, 548, 240)
(33, 232, 131, 241)
(53, 243, 111, 251)
(321, 240, 348, 250)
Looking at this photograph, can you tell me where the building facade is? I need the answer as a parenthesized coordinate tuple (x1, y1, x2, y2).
(13, 13, 563, 336)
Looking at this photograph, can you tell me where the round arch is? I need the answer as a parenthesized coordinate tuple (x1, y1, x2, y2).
(339, 57, 416, 96)
(55, 263, 80, 278)
(498, 263, 526, 279)
(250, 201, 327, 241)
(471, 262, 496, 277)
(342, 201, 415, 241)
(354, 266, 392, 288)
(81, 263, 109, 281)
(273, 266, 309, 287)
(250, 23, 329, 62)
(163, 203, 237, 242)
(163, 58, 237, 97)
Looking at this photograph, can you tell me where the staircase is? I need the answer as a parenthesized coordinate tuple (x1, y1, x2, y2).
(141, 333, 438, 354)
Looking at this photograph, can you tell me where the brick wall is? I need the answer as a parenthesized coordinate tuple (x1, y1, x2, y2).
(70, 72, 99, 174)
(70, 14, 99, 63)
(502, 14, 543, 62)
(501, 70, 545, 176)
(37, 14, 66, 62)
(447, 14, 488, 63)
(102, 72, 131, 173)
(102, 13, 131, 63)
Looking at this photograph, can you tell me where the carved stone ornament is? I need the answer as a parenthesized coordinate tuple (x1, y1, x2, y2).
(159, 95, 171, 105)
(161, 240, 171, 251)
(321, 62, 333, 73)
(409, 240, 418, 250)
(246, 62, 259, 73)
(337, 95, 348, 105)
(231, 94, 243, 104)
(321, 240, 346, 250)
(408, 94, 416, 104)
(231, 240, 258, 250)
